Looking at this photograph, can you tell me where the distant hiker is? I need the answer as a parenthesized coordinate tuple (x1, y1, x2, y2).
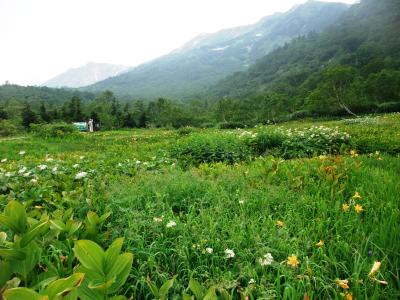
(88, 119, 94, 132)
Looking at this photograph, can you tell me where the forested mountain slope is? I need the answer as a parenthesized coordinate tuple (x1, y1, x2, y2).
(208, 0, 400, 119)
(84, 1, 348, 99)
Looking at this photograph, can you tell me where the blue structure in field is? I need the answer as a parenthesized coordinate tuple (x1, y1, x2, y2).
(72, 122, 87, 132)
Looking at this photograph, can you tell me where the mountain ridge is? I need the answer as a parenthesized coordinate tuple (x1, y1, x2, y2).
(43, 62, 129, 88)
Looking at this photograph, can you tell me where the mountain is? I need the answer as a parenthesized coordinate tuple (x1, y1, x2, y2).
(207, 0, 400, 118)
(43, 62, 129, 88)
(84, 1, 349, 99)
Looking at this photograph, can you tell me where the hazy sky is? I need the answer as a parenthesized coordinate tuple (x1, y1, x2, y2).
(0, 0, 357, 86)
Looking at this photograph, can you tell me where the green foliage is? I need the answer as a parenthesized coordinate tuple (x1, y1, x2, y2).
(74, 239, 133, 300)
(0, 120, 20, 137)
(0, 109, 399, 298)
(31, 123, 79, 138)
(170, 133, 251, 166)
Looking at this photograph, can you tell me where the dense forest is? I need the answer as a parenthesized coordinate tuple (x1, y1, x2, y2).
(0, 0, 399, 134)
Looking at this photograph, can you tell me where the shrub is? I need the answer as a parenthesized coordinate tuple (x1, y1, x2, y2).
(170, 133, 251, 166)
(176, 126, 195, 136)
(280, 126, 351, 158)
(219, 122, 247, 129)
(377, 101, 400, 113)
(245, 131, 285, 155)
(31, 123, 79, 138)
(0, 120, 20, 137)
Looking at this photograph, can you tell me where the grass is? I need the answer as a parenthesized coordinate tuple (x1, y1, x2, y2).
(0, 113, 399, 299)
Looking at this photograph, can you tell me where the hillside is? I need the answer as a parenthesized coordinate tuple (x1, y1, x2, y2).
(84, 1, 348, 99)
(43, 62, 129, 88)
(208, 0, 400, 117)
(0, 84, 95, 105)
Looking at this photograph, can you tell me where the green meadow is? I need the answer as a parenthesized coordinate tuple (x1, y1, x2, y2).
(0, 113, 399, 299)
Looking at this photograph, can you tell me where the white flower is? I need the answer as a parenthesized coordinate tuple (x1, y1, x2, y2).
(73, 164, 79, 168)
(19, 150, 26, 155)
(239, 200, 245, 204)
(45, 157, 53, 162)
(37, 164, 47, 171)
(259, 253, 274, 266)
(1, 158, 7, 163)
(52, 166, 58, 173)
(23, 172, 31, 177)
(166, 220, 176, 228)
(248, 278, 256, 285)
(225, 248, 235, 258)
(153, 217, 163, 223)
(5, 172, 12, 177)
(30, 178, 38, 184)
(75, 171, 87, 180)
(18, 166, 27, 174)
(206, 247, 213, 254)
(79, 156, 85, 160)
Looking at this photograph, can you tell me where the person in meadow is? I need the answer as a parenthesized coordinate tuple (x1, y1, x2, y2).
(87, 118, 94, 132)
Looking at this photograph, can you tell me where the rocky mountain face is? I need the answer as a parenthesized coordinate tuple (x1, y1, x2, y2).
(43, 62, 129, 88)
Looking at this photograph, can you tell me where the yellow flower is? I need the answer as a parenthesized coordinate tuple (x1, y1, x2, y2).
(316, 240, 324, 247)
(350, 150, 358, 157)
(276, 220, 284, 227)
(355, 204, 364, 214)
(287, 254, 300, 267)
(342, 203, 350, 212)
(345, 292, 353, 300)
(336, 279, 349, 289)
(368, 261, 381, 278)
(319, 155, 327, 161)
(352, 192, 362, 199)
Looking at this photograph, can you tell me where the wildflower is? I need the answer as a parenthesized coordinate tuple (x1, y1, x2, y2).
(336, 279, 349, 289)
(30, 178, 38, 184)
(1, 158, 7, 163)
(342, 203, 350, 212)
(248, 278, 256, 285)
(276, 220, 284, 227)
(287, 254, 299, 267)
(239, 200, 245, 204)
(153, 217, 163, 223)
(319, 155, 327, 161)
(166, 220, 176, 228)
(80, 156, 85, 160)
(350, 150, 358, 157)
(45, 157, 53, 162)
(355, 204, 364, 214)
(18, 166, 27, 174)
(344, 292, 353, 300)
(73, 164, 79, 168)
(352, 192, 362, 199)
(259, 253, 274, 266)
(19, 150, 26, 155)
(75, 171, 87, 180)
(368, 261, 381, 278)
(205, 247, 213, 254)
(5, 172, 12, 177)
(52, 166, 58, 173)
(37, 164, 47, 171)
(23, 172, 31, 177)
(316, 240, 324, 247)
(225, 248, 235, 258)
